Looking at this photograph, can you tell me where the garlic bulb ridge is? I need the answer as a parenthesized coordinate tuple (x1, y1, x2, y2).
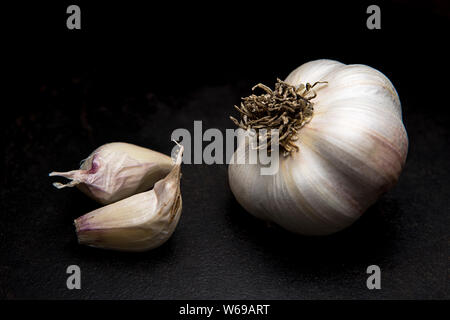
(228, 59, 408, 235)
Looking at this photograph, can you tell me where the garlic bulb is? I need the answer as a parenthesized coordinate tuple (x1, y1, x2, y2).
(74, 144, 184, 252)
(50, 142, 173, 205)
(228, 59, 408, 235)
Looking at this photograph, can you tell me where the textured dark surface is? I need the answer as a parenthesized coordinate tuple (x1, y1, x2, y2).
(2, 1, 449, 299)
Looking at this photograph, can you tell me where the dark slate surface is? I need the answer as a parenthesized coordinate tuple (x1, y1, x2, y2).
(1, 2, 449, 299)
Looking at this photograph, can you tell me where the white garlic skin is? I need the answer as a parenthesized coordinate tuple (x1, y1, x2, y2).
(50, 142, 173, 205)
(228, 59, 408, 235)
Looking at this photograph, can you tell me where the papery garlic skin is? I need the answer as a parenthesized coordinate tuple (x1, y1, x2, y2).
(50, 142, 173, 205)
(228, 59, 408, 235)
(74, 145, 183, 252)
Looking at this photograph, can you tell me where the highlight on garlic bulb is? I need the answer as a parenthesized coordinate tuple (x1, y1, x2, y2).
(49, 142, 173, 205)
(228, 59, 408, 236)
(74, 143, 184, 252)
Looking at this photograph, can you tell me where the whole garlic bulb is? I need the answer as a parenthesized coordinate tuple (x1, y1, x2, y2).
(228, 59, 408, 235)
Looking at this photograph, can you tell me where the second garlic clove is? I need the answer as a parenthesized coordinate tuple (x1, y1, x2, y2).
(74, 144, 184, 252)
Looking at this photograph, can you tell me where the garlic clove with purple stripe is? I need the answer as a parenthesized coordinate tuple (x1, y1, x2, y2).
(49, 142, 173, 205)
(74, 144, 184, 252)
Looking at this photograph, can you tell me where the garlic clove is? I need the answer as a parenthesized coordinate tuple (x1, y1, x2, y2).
(49, 142, 173, 205)
(74, 144, 184, 252)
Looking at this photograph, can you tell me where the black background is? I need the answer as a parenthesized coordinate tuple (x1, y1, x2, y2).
(2, 1, 449, 299)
